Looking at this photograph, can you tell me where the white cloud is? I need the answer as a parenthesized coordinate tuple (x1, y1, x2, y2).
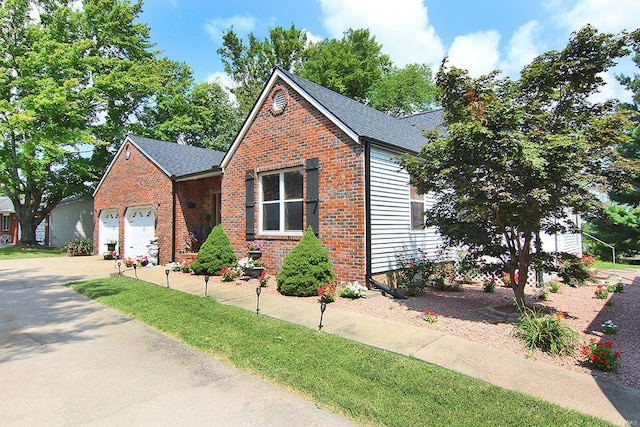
(500, 21, 544, 77)
(204, 14, 257, 44)
(317, 0, 445, 67)
(447, 31, 501, 77)
(548, 0, 640, 33)
(205, 72, 238, 104)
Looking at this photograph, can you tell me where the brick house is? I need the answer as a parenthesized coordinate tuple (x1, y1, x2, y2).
(94, 67, 581, 284)
(92, 136, 225, 263)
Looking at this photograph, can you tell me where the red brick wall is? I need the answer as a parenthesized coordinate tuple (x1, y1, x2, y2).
(175, 176, 221, 254)
(222, 79, 367, 283)
(93, 142, 174, 263)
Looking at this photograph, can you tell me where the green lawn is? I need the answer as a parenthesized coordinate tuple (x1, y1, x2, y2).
(66, 277, 613, 427)
(0, 246, 67, 259)
(593, 259, 640, 270)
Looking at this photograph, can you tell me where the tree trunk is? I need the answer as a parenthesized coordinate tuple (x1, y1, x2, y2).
(512, 234, 533, 309)
(15, 207, 42, 246)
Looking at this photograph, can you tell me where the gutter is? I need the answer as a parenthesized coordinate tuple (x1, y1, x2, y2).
(364, 138, 407, 299)
(171, 179, 176, 262)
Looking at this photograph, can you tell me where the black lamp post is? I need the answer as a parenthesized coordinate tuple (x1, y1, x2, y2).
(318, 302, 327, 331)
(165, 269, 170, 288)
(133, 263, 138, 280)
(204, 274, 210, 296)
(117, 261, 122, 276)
(255, 286, 262, 314)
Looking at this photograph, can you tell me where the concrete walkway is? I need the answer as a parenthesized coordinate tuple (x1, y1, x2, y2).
(3, 256, 639, 426)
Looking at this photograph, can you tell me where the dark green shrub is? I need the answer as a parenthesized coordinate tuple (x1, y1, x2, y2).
(557, 254, 594, 287)
(66, 238, 93, 256)
(190, 225, 236, 275)
(277, 227, 335, 296)
(514, 307, 579, 356)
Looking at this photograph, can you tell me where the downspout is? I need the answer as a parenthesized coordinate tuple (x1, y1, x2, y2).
(171, 179, 176, 262)
(364, 139, 406, 299)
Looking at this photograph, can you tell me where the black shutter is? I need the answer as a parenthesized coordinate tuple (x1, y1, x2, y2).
(245, 170, 255, 240)
(306, 158, 319, 236)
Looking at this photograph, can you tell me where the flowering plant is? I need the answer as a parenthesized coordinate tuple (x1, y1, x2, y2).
(339, 281, 368, 299)
(595, 284, 609, 299)
(502, 271, 519, 288)
(103, 250, 117, 260)
(317, 282, 337, 303)
(246, 240, 264, 251)
(424, 308, 438, 323)
(607, 282, 625, 293)
(258, 270, 269, 287)
(601, 320, 617, 334)
(582, 339, 620, 371)
(483, 277, 497, 293)
(237, 257, 255, 269)
(123, 257, 137, 267)
(221, 265, 241, 282)
(136, 255, 149, 266)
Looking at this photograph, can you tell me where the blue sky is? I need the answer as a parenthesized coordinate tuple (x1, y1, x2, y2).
(140, 0, 639, 101)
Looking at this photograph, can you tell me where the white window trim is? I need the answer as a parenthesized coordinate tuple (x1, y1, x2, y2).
(259, 168, 304, 236)
(409, 184, 426, 232)
(2, 214, 10, 231)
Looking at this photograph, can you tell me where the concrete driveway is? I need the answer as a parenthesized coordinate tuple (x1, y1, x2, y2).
(0, 256, 356, 426)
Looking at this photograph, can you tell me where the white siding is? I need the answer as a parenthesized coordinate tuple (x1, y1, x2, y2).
(50, 199, 94, 246)
(369, 146, 442, 273)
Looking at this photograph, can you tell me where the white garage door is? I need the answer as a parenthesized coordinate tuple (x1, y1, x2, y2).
(99, 210, 119, 252)
(124, 206, 155, 259)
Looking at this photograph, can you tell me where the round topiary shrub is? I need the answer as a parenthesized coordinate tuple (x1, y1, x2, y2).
(190, 225, 236, 275)
(277, 226, 335, 296)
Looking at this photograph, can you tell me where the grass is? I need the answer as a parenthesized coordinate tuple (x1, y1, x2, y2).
(592, 259, 640, 270)
(65, 277, 614, 427)
(0, 246, 67, 259)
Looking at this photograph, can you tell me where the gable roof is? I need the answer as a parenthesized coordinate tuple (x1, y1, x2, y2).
(93, 135, 225, 197)
(222, 68, 442, 168)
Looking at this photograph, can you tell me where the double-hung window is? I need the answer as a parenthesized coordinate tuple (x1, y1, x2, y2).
(1, 214, 10, 231)
(410, 184, 425, 230)
(260, 169, 304, 234)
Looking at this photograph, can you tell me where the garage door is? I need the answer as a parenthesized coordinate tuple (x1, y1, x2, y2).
(124, 206, 155, 259)
(99, 210, 119, 253)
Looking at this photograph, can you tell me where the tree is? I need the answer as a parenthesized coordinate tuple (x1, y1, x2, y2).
(400, 25, 634, 307)
(0, 0, 180, 245)
(217, 24, 308, 116)
(368, 63, 437, 117)
(299, 28, 392, 103)
(191, 225, 236, 275)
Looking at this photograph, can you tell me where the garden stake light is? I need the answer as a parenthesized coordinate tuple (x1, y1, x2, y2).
(204, 274, 210, 296)
(133, 263, 138, 280)
(117, 261, 121, 276)
(256, 286, 261, 314)
(165, 269, 170, 288)
(319, 302, 327, 331)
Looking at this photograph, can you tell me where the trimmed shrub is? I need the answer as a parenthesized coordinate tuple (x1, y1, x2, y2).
(190, 225, 236, 275)
(277, 226, 335, 296)
(66, 238, 93, 256)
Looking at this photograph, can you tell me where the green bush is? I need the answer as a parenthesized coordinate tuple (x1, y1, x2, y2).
(277, 227, 335, 296)
(514, 307, 579, 356)
(190, 225, 236, 275)
(546, 280, 561, 293)
(557, 254, 593, 287)
(66, 238, 93, 256)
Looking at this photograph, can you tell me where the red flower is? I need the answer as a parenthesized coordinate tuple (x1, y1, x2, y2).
(614, 351, 621, 358)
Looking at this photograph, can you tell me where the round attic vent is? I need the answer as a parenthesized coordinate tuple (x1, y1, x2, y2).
(271, 90, 287, 114)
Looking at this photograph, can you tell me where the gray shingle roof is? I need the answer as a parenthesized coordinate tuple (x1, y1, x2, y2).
(278, 68, 442, 153)
(127, 135, 225, 178)
(0, 196, 15, 213)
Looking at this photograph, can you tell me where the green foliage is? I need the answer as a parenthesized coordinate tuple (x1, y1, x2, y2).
(582, 339, 621, 372)
(546, 280, 561, 293)
(483, 278, 497, 293)
(299, 28, 392, 103)
(65, 238, 94, 256)
(368, 63, 437, 117)
(277, 227, 335, 296)
(514, 308, 579, 356)
(557, 254, 593, 287)
(217, 24, 308, 116)
(400, 25, 632, 307)
(584, 203, 640, 259)
(190, 225, 236, 275)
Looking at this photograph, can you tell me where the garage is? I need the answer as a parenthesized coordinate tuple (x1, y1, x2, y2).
(124, 206, 155, 259)
(98, 210, 119, 253)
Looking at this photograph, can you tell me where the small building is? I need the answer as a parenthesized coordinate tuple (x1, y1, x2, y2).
(49, 196, 94, 247)
(0, 197, 18, 244)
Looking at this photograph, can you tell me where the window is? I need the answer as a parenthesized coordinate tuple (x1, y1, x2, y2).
(410, 185, 425, 230)
(260, 169, 304, 233)
(1, 215, 9, 231)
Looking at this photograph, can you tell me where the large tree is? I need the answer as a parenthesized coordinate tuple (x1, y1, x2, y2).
(400, 25, 635, 307)
(217, 24, 308, 116)
(0, 0, 170, 244)
(368, 63, 437, 117)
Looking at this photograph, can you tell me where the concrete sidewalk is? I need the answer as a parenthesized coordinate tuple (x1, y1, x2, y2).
(121, 262, 640, 427)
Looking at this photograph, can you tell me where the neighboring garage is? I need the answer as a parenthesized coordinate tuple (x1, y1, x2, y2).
(124, 206, 155, 259)
(98, 210, 119, 254)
